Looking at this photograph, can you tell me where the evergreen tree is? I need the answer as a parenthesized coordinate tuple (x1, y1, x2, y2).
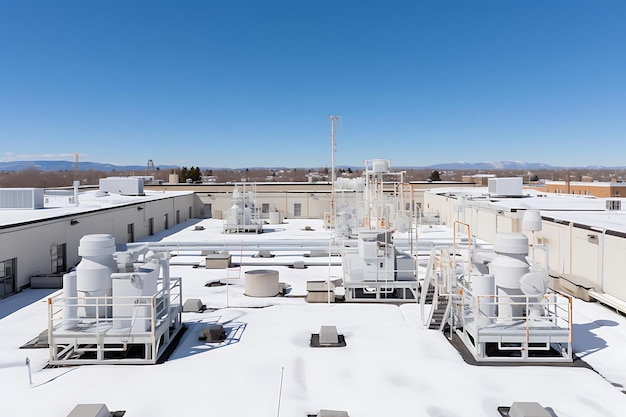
(429, 170, 441, 181)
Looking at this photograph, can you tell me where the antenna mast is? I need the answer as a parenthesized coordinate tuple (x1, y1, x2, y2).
(327, 116, 341, 305)
(73, 152, 79, 182)
(329, 115, 341, 231)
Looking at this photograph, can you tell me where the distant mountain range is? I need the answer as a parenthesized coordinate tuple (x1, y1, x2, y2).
(0, 160, 178, 172)
(0, 160, 623, 172)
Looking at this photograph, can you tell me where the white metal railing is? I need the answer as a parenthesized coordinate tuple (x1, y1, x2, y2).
(48, 278, 182, 363)
(463, 293, 573, 341)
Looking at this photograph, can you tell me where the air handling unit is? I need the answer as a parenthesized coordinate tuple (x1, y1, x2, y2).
(99, 177, 145, 196)
(488, 177, 523, 197)
(0, 188, 44, 209)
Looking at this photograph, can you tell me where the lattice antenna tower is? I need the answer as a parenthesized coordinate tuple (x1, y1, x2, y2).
(147, 159, 155, 176)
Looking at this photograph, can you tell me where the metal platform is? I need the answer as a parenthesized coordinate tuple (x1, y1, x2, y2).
(48, 278, 183, 365)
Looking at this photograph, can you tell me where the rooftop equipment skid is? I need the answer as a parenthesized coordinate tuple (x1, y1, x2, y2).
(47, 277, 183, 365)
(421, 236, 573, 363)
(340, 160, 419, 302)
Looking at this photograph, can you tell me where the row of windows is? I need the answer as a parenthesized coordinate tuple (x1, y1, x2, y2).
(554, 189, 621, 197)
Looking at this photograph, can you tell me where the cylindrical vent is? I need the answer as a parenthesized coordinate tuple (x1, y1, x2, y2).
(494, 233, 528, 255)
(78, 234, 116, 257)
(522, 210, 542, 232)
(245, 269, 279, 297)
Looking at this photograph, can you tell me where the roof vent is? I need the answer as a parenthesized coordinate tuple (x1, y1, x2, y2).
(183, 298, 206, 312)
(498, 402, 550, 417)
(66, 404, 125, 417)
(312, 410, 349, 417)
(310, 325, 346, 347)
(199, 324, 226, 343)
(254, 250, 274, 258)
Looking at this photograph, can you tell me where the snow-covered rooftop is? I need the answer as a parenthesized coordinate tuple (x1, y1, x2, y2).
(0, 189, 192, 227)
(1, 219, 626, 416)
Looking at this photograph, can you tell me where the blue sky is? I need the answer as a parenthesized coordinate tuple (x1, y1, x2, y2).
(1, 1, 625, 168)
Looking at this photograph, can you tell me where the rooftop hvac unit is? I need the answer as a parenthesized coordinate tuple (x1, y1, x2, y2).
(488, 177, 523, 197)
(0, 188, 44, 209)
(99, 177, 144, 196)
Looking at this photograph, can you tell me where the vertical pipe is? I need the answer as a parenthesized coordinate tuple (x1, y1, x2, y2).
(63, 271, 78, 329)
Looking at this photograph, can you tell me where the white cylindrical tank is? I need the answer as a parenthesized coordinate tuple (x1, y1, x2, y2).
(522, 210, 542, 232)
(76, 234, 117, 317)
(489, 233, 530, 319)
(245, 269, 279, 297)
(471, 273, 495, 326)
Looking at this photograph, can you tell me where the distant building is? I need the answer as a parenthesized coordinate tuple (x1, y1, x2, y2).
(540, 180, 626, 198)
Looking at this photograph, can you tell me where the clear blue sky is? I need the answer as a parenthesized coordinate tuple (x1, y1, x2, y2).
(1, 0, 625, 168)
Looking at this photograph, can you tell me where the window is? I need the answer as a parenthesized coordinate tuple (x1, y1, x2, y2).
(294, 203, 302, 217)
(262, 203, 270, 214)
(606, 200, 621, 211)
(148, 217, 154, 236)
(189, 206, 192, 219)
(127, 223, 134, 243)
(164, 213, 169, 229)
(176, 210, 180, 224)
(0, 258, 17, 298)
(51, 243, 66, 274)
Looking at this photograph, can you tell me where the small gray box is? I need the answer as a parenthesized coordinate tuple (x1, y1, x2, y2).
(66, 404, 111, 417)
(509, 402, 550, 417)
(318, 410, 349, 417)
(205, 253, 231, 269)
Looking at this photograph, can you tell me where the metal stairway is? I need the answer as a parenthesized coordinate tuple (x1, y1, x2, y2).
(420, 247, 453, 331)
(428, 294, 451, 330)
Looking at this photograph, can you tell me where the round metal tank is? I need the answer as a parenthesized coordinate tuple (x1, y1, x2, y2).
(522, 210, 542, 232)
(245, 269, 279, 297)
(471, 273, 495, 326)
(76, 234, 117, 317)
(489, 251, 529, 290)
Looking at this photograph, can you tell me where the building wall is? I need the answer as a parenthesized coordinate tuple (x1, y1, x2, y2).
(147, 182, 475, 220)
(545, 182, 626, 198)
(0, 193, 194, 291)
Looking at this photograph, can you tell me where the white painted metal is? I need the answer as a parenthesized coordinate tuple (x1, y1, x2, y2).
(487, 177, 523, 197)
(522, 209, 542, 232)
(99, 177, 144, 196)
(0, 188, 44, 209)
(471, 273, 495, 326)
(76, 234, 117, 318)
